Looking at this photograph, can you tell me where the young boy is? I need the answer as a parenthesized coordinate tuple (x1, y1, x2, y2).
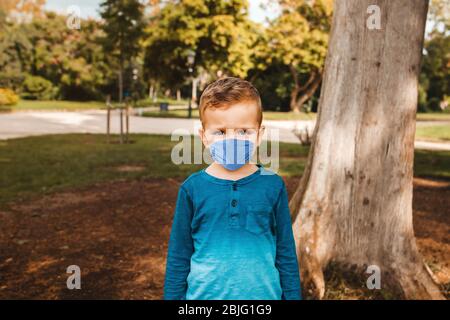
(163, 77, 302, 300)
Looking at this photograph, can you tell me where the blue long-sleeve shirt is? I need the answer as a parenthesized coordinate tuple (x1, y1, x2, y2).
(163, 164, 302, 300)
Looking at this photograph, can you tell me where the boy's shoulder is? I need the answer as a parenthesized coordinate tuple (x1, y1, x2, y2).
(179, 169, 204, 191)
(259, 166, 286, 188)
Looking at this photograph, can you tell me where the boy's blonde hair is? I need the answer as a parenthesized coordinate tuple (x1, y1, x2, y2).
(199, 77, 263, 127)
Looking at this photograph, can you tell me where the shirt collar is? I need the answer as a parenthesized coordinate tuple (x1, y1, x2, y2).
(200, 164, 263, 185)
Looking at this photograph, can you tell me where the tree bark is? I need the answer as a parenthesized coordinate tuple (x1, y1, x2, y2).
(290, 86, 301, 112)
(289, 64, 301, 112)
(149, 82, 154, 100)
(192, 77, 198, 107)
(118, 58, 124, 144)
(289, 0, 444, 299)
(118, 61, 124, 104)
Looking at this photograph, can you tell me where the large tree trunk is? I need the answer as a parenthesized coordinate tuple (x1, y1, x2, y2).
(289, 0, 444, 299)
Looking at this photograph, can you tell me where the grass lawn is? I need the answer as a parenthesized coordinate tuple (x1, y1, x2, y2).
(143, 110, 450, 141)
(263, 111, 316, 121)
(1, 98, 189, 112)
(142, 109, 316, 121)
(3, 99, 450, 122)
(1, 134, 449, 205)
(142, 109, 200, 118)
(135, 97, 189, 107)
(5, 100, 106, 111)
(143, 109, 450, 121)
(416, 112, 450, 121)
(416, 124, 450, 142)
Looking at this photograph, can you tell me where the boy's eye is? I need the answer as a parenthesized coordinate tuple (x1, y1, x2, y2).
(238, 129, 257, 136)
(212, 130, 224, 136)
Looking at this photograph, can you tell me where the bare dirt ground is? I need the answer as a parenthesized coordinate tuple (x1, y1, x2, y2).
(0, 176, 448, 299)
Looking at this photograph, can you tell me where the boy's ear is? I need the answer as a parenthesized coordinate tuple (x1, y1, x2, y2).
(198, 128, 207, 146)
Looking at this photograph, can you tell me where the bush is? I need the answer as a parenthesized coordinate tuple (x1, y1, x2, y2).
(427, 97, 441, 112)
(417, 85, 428, 112)
(21, 75, 58, 100)
(0, 88, 19, 106)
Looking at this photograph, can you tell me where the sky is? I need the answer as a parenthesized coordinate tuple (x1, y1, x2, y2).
(44, 0, 281, 24)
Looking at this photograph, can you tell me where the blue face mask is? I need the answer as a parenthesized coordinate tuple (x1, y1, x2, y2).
(209, 138, 255, 171)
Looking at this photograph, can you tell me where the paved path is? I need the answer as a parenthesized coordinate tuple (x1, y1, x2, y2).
(0, 110, 449, 151)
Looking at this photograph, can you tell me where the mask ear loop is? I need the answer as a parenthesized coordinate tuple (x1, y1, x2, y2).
(203, 130, 217, 162)
(202, 127, 211, 148)
(203, 131, 214, 165)
(253, 125, 265, 165)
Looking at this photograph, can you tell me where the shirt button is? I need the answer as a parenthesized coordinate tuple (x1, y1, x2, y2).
(231, 199, 237, 207)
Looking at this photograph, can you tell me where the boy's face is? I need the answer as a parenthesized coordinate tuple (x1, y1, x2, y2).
(199, 101, 264, 149)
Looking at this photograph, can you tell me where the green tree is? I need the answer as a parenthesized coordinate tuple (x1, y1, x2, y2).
(2, 7, 141, 101)
(100, 0, 146, 103)
(21, 12, 112, 100)
(418, 0, 449, 111)
(0, 0, 46, 22)
(0, 9, 31, 89)
(21, 74, 57, 100)
(0, 88, 19, 106)
(144, 0, 259, 96)
(420, 32, 449, 111)
(264, 0, 332, 112)
(427, 0, 449, 33)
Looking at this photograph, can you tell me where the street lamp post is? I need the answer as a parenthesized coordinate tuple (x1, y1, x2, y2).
(186, 50, 196, 119)
(132, 67, 138, 107)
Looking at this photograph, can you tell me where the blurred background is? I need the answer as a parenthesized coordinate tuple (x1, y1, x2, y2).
(0, 0, 446, 113)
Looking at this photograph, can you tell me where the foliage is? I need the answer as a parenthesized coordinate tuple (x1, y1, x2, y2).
(419, 31, 449, 111)
(248, 62, 293, 111)
(266, 0, 331, 70)
(427, 0, 449, 33)
(259, 0, 332, 111)
(100, 0, 146, 64)
(21, 75, 57, 100)
(0, 0, 45, 22)
(0, 0, 447, 110)
(0, 88, 19, 106)
(144, 0, 260, 91)
(418, 0, 449, 112)
(100, 0, 146, 101)
(0, 9, 31, 89)
(0, 11, 114, 100)
(13, 100, 105, 111)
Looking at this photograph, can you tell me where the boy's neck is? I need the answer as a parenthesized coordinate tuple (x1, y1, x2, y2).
(206, 162, 259, 181)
